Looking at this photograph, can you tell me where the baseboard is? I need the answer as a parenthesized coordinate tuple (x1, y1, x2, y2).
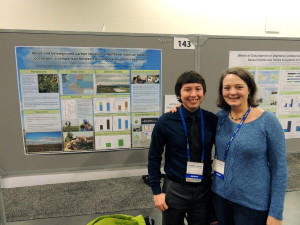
(1, 167, 148, 188)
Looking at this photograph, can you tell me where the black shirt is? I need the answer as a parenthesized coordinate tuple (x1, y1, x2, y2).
(148, 106, 217, 195)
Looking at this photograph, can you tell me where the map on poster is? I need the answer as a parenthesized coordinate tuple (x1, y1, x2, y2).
(16, 46, 162, 154)
(229, 51, 300, 139)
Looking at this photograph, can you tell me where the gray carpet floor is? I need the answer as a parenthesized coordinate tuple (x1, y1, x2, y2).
(3, 176, 154, 222)
(2, 153, 300, 222)
(286, 153, 300, 192)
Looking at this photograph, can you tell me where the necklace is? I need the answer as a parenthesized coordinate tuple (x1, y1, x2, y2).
(229, 112, 244, 121)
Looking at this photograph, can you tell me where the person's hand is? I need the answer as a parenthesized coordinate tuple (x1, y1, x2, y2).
(266, 215, 282, 225)
(169, 104, 181, 113)
(153, 193, 168, 211)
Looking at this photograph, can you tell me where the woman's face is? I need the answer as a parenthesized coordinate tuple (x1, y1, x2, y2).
(222, 74, 250, 109)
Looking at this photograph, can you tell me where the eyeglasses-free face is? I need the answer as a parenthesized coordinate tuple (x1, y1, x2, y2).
(222, 74, 250, 109)
(179, 83, 204, 112)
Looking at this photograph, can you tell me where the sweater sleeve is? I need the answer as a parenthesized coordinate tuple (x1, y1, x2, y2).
(265, 112, 288, 220)
(148, 116, 166, 195)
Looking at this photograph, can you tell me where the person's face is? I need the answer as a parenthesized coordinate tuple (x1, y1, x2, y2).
(222, 74, 250, 109)
(179, 83, 204, 112)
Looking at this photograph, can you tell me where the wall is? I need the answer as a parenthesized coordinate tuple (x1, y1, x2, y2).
(0, 0, 300, 37)
(1, 0, 300, 188)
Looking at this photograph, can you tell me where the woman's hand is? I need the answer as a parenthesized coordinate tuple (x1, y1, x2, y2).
(266, 215, 282, 225)
(169, 104, 181, 113)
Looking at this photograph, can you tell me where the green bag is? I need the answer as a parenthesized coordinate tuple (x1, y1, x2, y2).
(87, 214, 146, 225)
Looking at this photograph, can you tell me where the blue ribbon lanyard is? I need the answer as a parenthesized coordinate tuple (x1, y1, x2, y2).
(216, 107, 252, 160)
(179, 106, 205, 162)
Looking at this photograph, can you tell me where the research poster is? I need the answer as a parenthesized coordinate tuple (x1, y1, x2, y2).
(16, 46, 162, 154)
(229, 51, 300, 139)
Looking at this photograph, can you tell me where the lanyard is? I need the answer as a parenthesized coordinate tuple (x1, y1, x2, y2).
(216, 107, 252, 160)
(179, 106, 205, 162)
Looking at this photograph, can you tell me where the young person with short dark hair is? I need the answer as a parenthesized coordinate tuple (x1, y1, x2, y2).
(148, 71, 217, 225)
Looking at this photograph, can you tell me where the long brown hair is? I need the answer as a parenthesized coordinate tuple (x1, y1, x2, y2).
(216, 67, 260, 110)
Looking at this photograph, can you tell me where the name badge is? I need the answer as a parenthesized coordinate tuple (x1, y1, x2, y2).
(213, 159, 225, 179)
(186, 161, 203, 182)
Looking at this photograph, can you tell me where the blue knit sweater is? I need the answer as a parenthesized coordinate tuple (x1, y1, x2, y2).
(212, 110, 288, 220)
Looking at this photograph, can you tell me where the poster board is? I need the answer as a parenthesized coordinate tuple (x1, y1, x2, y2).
(1, 31, 299, 175)
(197, 35, 300, 152)
(16, 46, 162, 154)
(0, 30, 195, 174)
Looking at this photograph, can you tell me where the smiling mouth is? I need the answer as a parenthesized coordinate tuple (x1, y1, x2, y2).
(229, 97, 240, 100)
(189, 98, 199, 103)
